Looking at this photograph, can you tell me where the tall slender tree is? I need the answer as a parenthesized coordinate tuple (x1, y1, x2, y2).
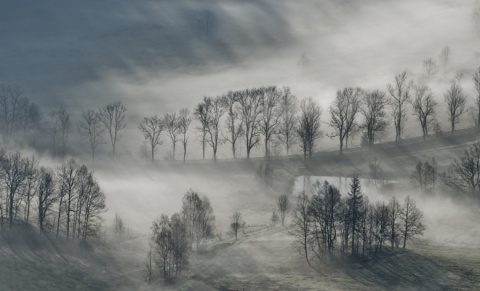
(223, 91, 243, 159)
(361, 90, 388, 147)
(445, 76, 467, 133)
(164, 112, 180, 160)
(237, 89, 263, 159)
(194, 99, 210, 160)
(99, 101, 127, 157)
(388, 72, 412, 145)
(277, 87, 298, 155)
(473, 67, 480, 132)
(78, 109, 105, 160)
(411, 85, 437, 140)
(259, 87, 283, 158)
(205, 96, 227, 161)
(297, 98, 322, 159)
(178, 108, 192, 162)
(138, 115, 164, 162)
(329, 88, 361, 153)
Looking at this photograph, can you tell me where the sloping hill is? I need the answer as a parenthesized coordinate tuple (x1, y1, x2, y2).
(0, 226, 135, 291)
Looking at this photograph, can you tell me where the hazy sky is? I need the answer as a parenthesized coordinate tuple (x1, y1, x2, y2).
(1, 0, 480, 158)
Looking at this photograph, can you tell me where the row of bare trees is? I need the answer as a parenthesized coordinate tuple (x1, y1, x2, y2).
(4, 66, 480, 161)
(137, 68, 480, 161)
(291, 177, 425, 265)
(0, 89, 127, 159)
(147, 190, 215, 283)
(0, 151, 106, 239)
(139, 86, 323, 161)
(138, 109, 192, 162)
(327, 67, 480, 153)
(78, 101, 127, 159)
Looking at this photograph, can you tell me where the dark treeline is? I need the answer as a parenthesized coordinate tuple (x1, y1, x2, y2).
(291, 177, 425, 265)
(0, 149, 106, 240)
(146, 189, 215, 283)
(2, 65, 480, 160)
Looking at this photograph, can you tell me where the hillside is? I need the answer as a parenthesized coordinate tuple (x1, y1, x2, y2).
(0, 227, 135, 291)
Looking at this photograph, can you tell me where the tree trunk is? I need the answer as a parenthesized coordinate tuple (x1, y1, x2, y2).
(8, 191, 14, 229)
(183, 141, 187, 162)
(56, 196, 63, 239)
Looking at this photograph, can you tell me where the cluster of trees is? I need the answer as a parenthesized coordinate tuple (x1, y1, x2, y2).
(328, 67, 480, 153)
(0, 83, 127, 160)
(411, 158, 438, 196)
(291, 177, 425, 265)
(441, 142, 480, 198)
(139, 87, 323, 161)
(0, 85, 40, 139)
(4, 64, 480, 161)
(147, 190, 215, 283)
(0, 151, 106, 240)
(137, 66, 480, 162)
(51, 101, 128, 159)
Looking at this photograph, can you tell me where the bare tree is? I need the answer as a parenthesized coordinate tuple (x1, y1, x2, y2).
(22, 156, 38, 224)
(440, 142, 480, 197)
(18, 97, 40, 137)
(277, 194, 290, 227)
(309, 180, 342, 255)
(422, 57, 437, 79)
(400, 196, 425, 248)
(48, 111, 60, 156)
(178, 108, 192, 162)
(230, 211, 242, 241)
(99, 101, 127, 157)
(277, 87, 298, 155)
(297, 98, 322, 159)
(223, 91, 243, 159)
(194, 99, 210, 160)
(411, 85, 437, 139)
(0, 151, 28, 228)
(52, 108, 72, 157)
(37, 167, 56, 232)
(473, 67, 480, 132)
(259, 87, 283, 158)
(237, 89, 263, 159)
(271, 208, 279, 228)
(79, 109, 105, 160)
(445, 77, 467, 133)
(361, 90, 388, 147)
(439, 46, 450, 70)
(329, 88, 362, 153)
(205, 96, 227, 161)
(0, 85, 11, 137)
(163, 112, 180, 160)
(80, 176, 106, 239)
(388, 196, 401, 249)
(151, 213, 188, 281)
(0, 85, 26, 138)
(291, 191, 311, 266)
(57, 159, 79, 240)
(145, 240, 154, 284)
(182, 190, 215, 249)
(138, 115, 164, 162)
(388, 71, 413, 145)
